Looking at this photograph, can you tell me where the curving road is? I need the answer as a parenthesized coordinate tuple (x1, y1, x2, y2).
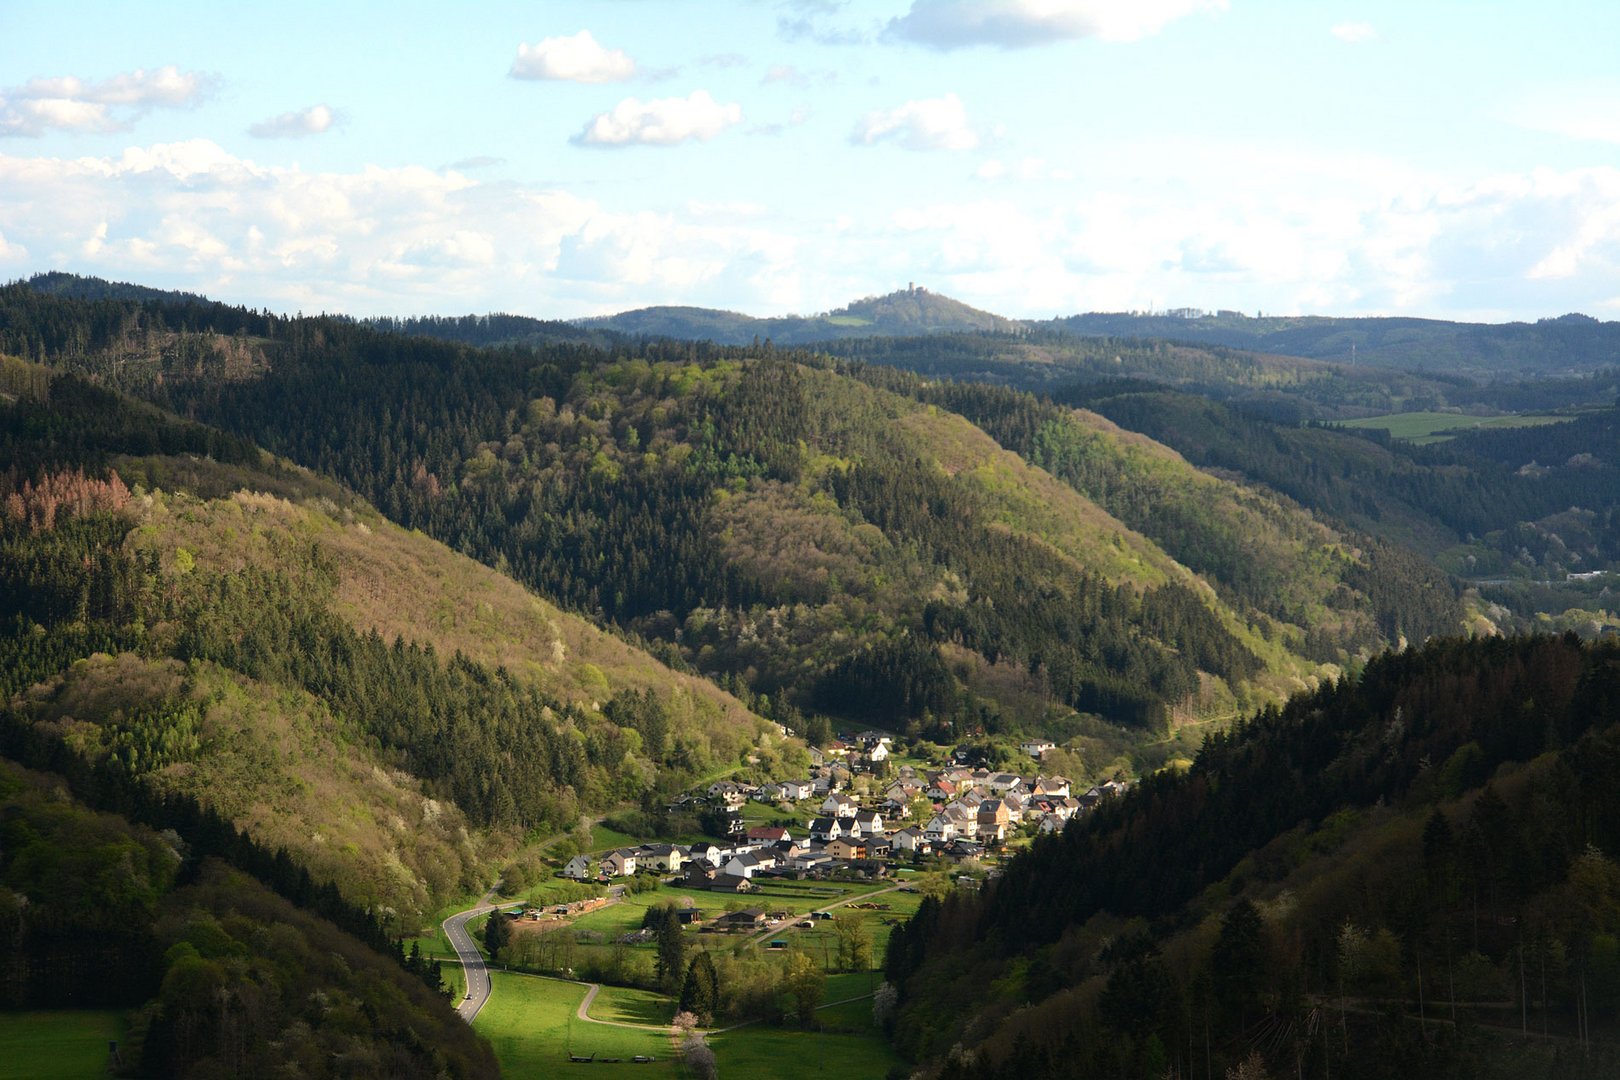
(443, 890, 502, 1023)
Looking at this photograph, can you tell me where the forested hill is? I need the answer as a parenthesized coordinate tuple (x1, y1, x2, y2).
(1044, 309, 1620, 379)
(1065, 383, 1620, 618)
(0, 757, 497, 1078)
(0, 280, 1464, 760)
(22, 270, 212, 306)
(886, 633, 1620, 1079)
(1, 356, 776, 924)
(575, 286, 1021, 345)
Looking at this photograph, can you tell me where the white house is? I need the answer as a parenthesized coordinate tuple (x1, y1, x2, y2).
(601, 849, 638, 877)
(891, 825, 930, 854)
(810, 817, 844, 842)
(820, 792, 859, 816)
(562, 854, 592, 880)
(778, 779, 815, 801)
(687, 842, 725, 868)
(723, 850, 779, 879)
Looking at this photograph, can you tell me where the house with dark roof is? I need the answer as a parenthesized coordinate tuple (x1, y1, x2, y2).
(809, 816, 844, 842)
(712, 909, 766, 931)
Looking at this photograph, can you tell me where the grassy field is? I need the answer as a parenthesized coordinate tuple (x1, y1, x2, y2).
(477, 963, 902, 1080)
(475, 973, 677, 1077)
(1338, 410, 1572, 444)
(703, 970, 897, 1077)
(707, 1017, 902, 1079)
(0, 1010, 125, 1080)
(586, 983, 674, 1027)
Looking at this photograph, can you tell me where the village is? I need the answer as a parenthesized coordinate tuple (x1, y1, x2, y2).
(554, 730, 1131, 897)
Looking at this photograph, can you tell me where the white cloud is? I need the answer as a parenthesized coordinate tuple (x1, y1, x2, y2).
(0, 228, 26, 262)
(852, 93, 978, 151)
(886, 0, 1226, 49)
(0, 65, 214, 136)
(574, 90, 742, 147)
(248, 104, 337, 139)
(2, 133, 1618, 324)
(0, 139, 803, 316)
(1330, 21, 1378, 44)
(510, 31, 637, 83)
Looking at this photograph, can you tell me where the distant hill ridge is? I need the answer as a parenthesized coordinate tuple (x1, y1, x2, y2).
(18, 271, 1620, 378)
(580, 287, 1620, 378)
(577, 285, 1021, 345)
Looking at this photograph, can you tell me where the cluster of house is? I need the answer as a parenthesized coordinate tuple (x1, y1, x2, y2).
(561, 826, 890, 893)
(562, 736, 1131, 889)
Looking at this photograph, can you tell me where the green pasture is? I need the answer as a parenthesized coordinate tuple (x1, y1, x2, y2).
(707, 1018, 901, 1079)
(1337, 410, 1571, 444)
(475, 972, 676, 1078)
(0, 1010, 125, 1080)
(587, 983, 674, 1027)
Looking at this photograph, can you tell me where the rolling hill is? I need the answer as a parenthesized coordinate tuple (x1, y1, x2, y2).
(1, 362, 776, 925)
(1, 280, 1451, 765)
(576, 285, 1021, 345)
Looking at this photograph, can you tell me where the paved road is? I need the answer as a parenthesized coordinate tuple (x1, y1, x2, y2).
(444, 890, 502, 1023)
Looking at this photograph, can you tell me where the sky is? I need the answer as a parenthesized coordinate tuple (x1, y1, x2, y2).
(2, 1, 1619, 322)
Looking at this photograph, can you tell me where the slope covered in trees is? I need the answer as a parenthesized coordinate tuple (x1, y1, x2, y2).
(852, 367, 1464, 658)
(885, 633, 1620, 1079)
(1, 362, 774, 923)
(0, 282, 1357, 742)
(1065, 384, 1620, 605)
(0, 756, 497, 1078)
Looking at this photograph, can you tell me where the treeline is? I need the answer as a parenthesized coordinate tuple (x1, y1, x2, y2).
(886, 634, 1620, 1078)
(826, 456, 1255, 727)
(364, 311, 618, 350)
(1045, 309, 1620, 378)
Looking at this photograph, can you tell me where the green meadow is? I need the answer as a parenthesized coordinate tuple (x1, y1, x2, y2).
(1337, 410, 1571, 444)
(474, 973, 676, 1078)
(0, 1011, 125, 1080)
